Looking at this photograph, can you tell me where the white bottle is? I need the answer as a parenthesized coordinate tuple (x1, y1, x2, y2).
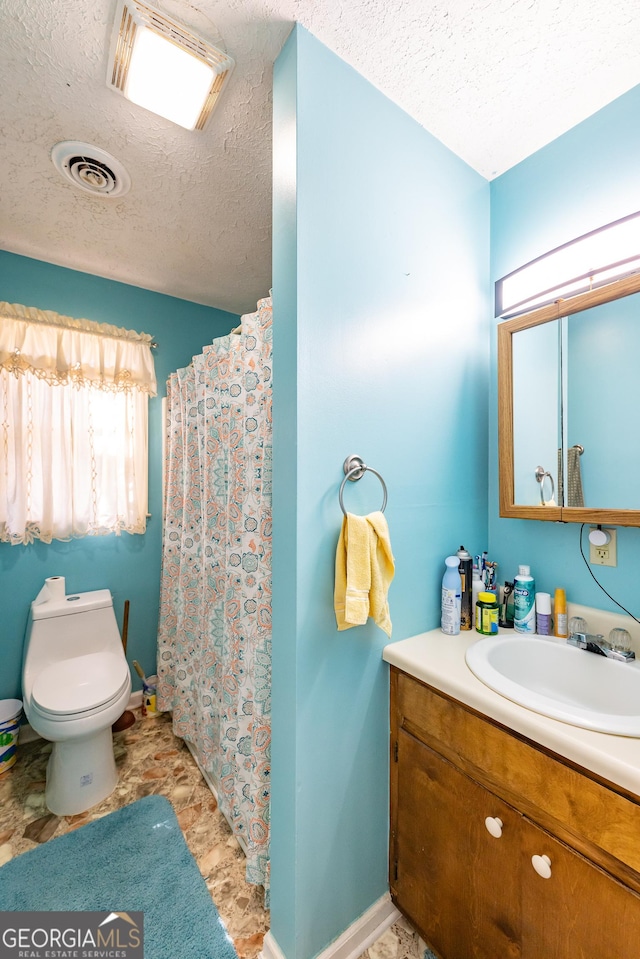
(441, 556, 462, 635)
(535, 592, 552, 635)
(471, 568, 483, 613)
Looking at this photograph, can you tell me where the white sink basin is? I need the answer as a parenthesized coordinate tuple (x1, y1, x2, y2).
(465, 634, 640, 737)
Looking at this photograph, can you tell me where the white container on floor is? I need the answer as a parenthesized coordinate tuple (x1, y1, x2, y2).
(0, 699, 23, 773)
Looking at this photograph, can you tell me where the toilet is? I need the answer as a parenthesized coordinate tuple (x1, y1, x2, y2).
(22, 588, 132, 816)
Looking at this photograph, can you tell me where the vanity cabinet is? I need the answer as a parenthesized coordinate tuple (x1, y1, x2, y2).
(390, 667, 640, 959)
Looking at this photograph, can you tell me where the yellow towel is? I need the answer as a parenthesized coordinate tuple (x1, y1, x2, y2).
(334, 510, 395, 637)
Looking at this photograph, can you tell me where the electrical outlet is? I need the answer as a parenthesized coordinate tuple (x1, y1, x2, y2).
(589, 527, 617, 567)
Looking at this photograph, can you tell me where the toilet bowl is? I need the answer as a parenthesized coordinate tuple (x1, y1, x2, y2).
(22, 588, 132, 816)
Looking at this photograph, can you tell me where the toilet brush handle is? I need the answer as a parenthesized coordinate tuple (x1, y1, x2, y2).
(121, 600, 130, 655)
(132, 660, 146, 682)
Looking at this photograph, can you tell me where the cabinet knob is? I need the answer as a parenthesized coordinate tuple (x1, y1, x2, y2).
(484, 816, 503, 838)
(531, 854, 552, 879)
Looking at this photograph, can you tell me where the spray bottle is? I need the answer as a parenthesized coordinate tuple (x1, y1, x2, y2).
(441, 556, 462, 636)
(456, 546, 473, 631)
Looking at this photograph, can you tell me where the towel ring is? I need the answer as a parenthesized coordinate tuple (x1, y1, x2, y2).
(339, 455, 388, 516)
(534, 465, 555, 505)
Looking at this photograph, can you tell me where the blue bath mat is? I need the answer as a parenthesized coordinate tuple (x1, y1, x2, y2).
(0, 795, 237, 959)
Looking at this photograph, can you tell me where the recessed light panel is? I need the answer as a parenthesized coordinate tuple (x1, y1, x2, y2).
(108, 0, 235, 131)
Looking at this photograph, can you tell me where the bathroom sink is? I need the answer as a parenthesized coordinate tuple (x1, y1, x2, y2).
(465, 634, 640, 737)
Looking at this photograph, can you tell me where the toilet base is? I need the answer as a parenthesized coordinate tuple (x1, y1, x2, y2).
(45, 727, 118, 816)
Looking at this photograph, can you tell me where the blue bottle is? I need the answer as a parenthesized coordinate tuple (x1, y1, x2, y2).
(441, 556, 462, 635)
(514, 565, 536, 633)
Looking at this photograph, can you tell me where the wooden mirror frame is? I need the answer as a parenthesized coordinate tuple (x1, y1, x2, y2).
(498, 272, 640, 526)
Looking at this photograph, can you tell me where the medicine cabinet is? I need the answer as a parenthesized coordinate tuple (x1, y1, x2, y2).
(498, 272, 640, 525)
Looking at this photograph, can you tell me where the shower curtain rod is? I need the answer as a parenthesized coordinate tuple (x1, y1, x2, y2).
(150, 322, 240, 350)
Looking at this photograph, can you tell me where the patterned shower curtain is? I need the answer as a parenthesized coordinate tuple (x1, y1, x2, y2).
(157, 296, 272, 892)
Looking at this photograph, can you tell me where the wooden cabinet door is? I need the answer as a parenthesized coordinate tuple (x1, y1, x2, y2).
(393, 728, 522, 959)
(520, 817, 640, 959)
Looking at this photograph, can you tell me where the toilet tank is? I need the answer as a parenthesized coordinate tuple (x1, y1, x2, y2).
(24, 590, 122, 683)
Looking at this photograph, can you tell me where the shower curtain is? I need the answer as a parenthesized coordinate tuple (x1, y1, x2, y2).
(157, 296, 272, 892)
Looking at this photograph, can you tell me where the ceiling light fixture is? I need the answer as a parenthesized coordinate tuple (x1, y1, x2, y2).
(496, 210, 640, 317)
(107, 0, 235, 131)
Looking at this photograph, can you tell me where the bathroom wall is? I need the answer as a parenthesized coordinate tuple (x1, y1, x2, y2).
(271, 25, 490, 959)
(0, 251, 238, 700)
(489, 84, 640, 607)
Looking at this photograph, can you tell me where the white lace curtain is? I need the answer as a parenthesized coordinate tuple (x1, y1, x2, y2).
(0, 302, 157, 545)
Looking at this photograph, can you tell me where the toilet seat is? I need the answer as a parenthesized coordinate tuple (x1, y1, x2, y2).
(32, 651, 129, 718)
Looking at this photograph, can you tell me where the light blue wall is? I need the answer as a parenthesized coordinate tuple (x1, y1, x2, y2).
(0, 251, 238, 699)
(271, 26, 490, 959)
(489, 84, 640, 606)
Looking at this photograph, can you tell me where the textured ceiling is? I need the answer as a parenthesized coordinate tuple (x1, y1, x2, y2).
(1, 0, 640, 315)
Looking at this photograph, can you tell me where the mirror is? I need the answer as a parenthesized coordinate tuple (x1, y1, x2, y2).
(498, 272, 640, 525)
(512, 320, 561, 506)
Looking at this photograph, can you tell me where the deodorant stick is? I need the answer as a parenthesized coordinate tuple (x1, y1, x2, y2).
(535, 592, 552, 635)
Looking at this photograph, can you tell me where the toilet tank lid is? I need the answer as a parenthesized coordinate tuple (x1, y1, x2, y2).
(31, 588, 113, 620)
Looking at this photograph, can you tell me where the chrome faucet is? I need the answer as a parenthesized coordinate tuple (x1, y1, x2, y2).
(567, 631, 636, 663)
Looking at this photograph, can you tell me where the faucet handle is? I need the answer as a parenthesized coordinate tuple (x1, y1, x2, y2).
(568, 616, 588, 637)
(609, 628, 632, 654)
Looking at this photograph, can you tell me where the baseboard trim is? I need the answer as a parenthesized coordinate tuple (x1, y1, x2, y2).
(259, 931, 287, 959)
(18, 689, 144, 745)
(128, 689, 143, 710)
(259, 893, 400, 959)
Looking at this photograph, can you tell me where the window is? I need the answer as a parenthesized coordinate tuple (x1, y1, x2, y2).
(0, 302, 156, 545)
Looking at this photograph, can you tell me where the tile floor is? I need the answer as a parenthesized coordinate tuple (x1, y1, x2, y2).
(0, 710, 268, 958)
(0, 709, 429, 959)
(360, 918, 433, 959)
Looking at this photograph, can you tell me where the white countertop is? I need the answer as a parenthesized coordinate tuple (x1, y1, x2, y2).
(383, 627, 640, 799)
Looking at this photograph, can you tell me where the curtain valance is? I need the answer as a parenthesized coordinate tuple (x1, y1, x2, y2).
(0, 302, 157, 395)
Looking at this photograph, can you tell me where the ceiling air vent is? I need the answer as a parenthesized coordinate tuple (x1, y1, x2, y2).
(51, 141, 131, 197)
